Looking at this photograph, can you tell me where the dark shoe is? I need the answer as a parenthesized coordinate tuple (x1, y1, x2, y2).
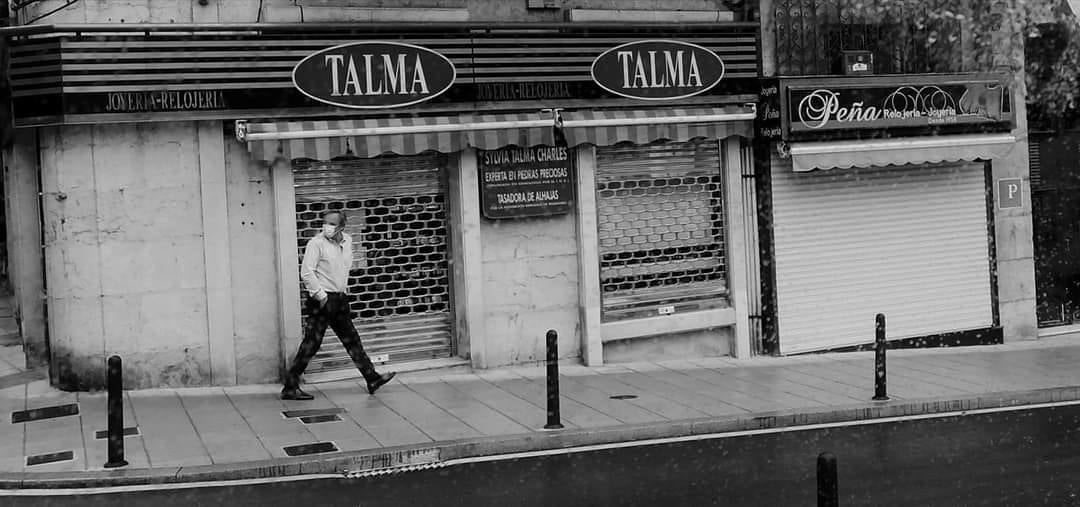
(366, 372, 396, 395)
(281, 387, 314, 400)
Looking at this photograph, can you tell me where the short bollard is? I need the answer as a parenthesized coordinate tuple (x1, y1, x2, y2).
(544, 330, 563, 430)
(104, 355, 128, 468)
(873, 313, 888, 401)
(817, 452, 839, 507)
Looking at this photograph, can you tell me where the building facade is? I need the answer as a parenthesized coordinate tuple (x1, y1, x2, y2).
(2, 0, 763, 389)
(757, 0, 1037, 354)
(0, 0, 1038, 390)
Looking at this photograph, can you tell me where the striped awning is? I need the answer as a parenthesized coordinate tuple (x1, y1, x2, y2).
(242, 113, 555, 162)
(239, 106, 756, 163)
(561, 107, 755, 147)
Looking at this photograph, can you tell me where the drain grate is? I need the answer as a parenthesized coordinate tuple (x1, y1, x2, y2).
(281, 408, 345, 419)
(11, 403, 79, 424)
(283, 441, 339, 457)
(25, 450, 75, 467)
(94, 427, 140, 439)
(610, 394, 638, 400)
(299, 414, 342, 425)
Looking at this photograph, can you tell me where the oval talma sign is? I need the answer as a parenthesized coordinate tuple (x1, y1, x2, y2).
(292, 41, 456, 109)
(591, 40, 725, 101)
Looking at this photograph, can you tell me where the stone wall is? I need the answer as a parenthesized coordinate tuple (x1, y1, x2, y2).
(40, 123, 208, 389)
(480, 214, 580, 367)
(38, 122, 279, 389)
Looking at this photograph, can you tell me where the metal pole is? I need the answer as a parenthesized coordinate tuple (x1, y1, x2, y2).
(544, 330, 563, 430)
(817, 452, 839, 507)
(104, 355, 128, 468)
(873, 313, 889, 401)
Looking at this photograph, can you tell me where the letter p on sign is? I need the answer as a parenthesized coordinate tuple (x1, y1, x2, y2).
(998, 178, 1023, 209)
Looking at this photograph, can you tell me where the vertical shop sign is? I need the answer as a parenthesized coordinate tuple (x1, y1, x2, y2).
(479, 146, 574, 219)
(757, 78, 782, 139)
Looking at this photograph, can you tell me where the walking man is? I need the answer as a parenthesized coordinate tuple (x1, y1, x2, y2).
(282, 208, 396, 400)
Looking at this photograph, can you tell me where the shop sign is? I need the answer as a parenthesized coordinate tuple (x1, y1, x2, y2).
(591, 40, 725, 100)
(756, 79, 782, 140)
(104, 90, 229, 113)
(476, 82, 574, 101)
(292, 42, 456, 109)
(479, 146, 574, 219)
(998, 178, 1023, 209)
(784, 77, 1012, 135)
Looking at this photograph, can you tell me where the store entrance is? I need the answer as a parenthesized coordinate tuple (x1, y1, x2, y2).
(1032, 133, 1080, 328)
(292, 153, 455, 381)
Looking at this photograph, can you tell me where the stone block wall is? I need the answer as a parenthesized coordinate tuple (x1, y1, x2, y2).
(39, 123, 210, 389)
(480, 213, 580, 367)
(37, 122, 279, 389)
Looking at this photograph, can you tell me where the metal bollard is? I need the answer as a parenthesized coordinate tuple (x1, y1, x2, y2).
(817, 452, 839, 507)
(104, 355, 128, 468)
(873, 313, 888, 401)
(544, 330, 563, 430)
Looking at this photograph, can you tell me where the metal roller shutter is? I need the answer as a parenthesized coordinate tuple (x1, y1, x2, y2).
(293, 154, 454, 376)
(770, 160, 994, 354)
(595, 139, 729, 321)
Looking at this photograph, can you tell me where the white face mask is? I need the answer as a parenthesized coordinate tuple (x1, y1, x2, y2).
(322, 224, 338, 237)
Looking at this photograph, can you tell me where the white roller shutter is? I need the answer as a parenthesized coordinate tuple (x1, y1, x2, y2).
(771, 161, 994, 354)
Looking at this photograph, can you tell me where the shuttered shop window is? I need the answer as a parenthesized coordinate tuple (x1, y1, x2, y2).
(293, 154, 454, 371)
(770, 161, 993, 354)
(595, 139, 728, 321)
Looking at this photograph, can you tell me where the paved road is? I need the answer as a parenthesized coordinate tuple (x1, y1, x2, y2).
(10, 404, 1080, 506)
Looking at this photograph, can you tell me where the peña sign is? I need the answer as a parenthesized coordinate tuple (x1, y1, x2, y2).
(292, 41, 456, 109)
(780, 75, 1013, 137)
(590, 40, 725, 101)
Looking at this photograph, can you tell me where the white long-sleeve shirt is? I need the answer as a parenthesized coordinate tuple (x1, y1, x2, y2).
(300, 232, 353, 301)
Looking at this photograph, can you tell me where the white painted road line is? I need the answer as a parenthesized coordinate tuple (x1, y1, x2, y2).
(444, 399, 1080, 465)
(5, 397, 1080, 497)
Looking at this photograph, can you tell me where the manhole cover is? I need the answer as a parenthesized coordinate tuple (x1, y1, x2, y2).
(610, 394, 638, 400)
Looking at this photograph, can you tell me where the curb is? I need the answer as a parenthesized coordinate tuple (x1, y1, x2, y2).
(3, 385, 1080, 490)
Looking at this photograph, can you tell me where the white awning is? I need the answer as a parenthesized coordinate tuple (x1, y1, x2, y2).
(788, 133, 1017, 172)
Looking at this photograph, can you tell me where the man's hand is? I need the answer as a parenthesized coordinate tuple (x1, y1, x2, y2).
(316, 293, 329, 308)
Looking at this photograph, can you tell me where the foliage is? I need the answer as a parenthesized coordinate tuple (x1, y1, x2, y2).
(829, 0, 1080, 125)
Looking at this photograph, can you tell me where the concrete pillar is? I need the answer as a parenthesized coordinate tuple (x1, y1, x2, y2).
(4, 129, 46, 369)
(965, 6, 1037, 342)
(723, 138, 753, 358)
(994, 65, 1038, 342)
(198, 121, 237, 385)
(759, 0, 776, 77)
(270, 157, 302, 377)
(449, 148, 486, 367)
(574, 145, 603, 366)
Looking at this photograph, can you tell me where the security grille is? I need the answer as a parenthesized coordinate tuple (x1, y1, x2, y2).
(1029, 137, 1042, 190)
(595, 139, 729, 321)
(293, 154, 453, 376)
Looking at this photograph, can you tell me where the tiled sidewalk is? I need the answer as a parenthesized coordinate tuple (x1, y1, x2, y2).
(4, 335, 1080, 482)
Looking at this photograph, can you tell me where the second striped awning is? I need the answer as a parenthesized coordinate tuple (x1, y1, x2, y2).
(560, 107, 755, 147)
